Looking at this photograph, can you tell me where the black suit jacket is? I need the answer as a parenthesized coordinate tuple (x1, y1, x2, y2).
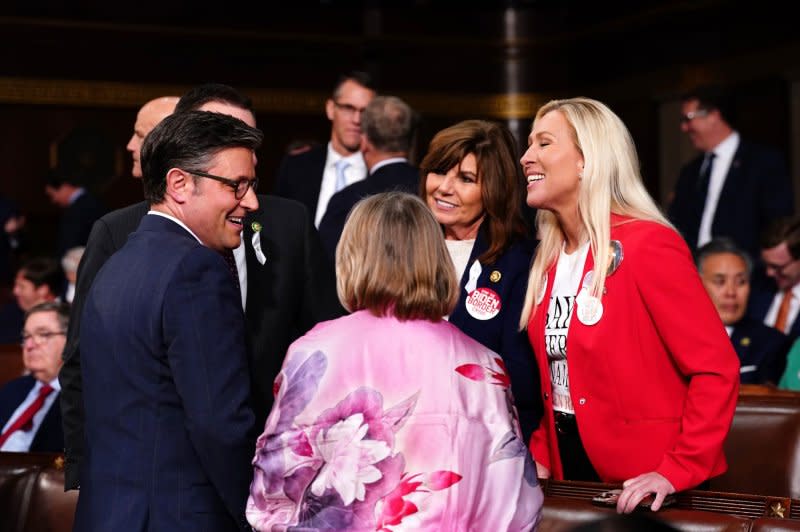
(273, 144, 327, 221)
(668, 139, 792, 259)
(730, 316, 790, 385)
(0, 375, 63, 452)
(318, 160, 420, 260)
(57, 191, 107, 258)
(59, 195, 343, 489)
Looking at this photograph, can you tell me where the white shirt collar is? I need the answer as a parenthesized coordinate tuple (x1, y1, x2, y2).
(147, 211, 203, 244)
(68, 187, 86, 205)
(710, 131, 739, 160)
(326, 142, 365, 169)
(370, 157, 408, 175)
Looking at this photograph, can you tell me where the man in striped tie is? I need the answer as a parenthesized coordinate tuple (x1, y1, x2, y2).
(0, 301, 69, 452)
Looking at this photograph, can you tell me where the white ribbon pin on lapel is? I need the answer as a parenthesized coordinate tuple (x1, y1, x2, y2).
(251, 222, 266, 265)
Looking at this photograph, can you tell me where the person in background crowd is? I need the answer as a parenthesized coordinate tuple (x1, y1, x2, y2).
(0, 302, 69, 452)
(319, 95, 420, 261)
(274, 70, 376, 225)
(0, 257, 62, 344)
(247, 192, 542, 531)
(127, 96, 181, 179)
(696, 238, 789, 385)
(419, 119, 541, 443)
(44, 168, 106, 258)
(521, 97, 739, 513)
(667, 84, 792, 261)
(748, 216, 800, 341)
(60, 246, 84, 304)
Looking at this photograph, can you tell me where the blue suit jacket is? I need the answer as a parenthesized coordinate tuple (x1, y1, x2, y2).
(668, 139, 792, 259)
(74, 215, 255, 532)
(730, 316, 789, 384)
(447, 229, 542, 442)
(318, 160, 420, 261)
(0, 375, 63, 452)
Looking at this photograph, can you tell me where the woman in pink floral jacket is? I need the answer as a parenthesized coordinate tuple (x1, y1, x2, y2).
(247, 192, 542, 531)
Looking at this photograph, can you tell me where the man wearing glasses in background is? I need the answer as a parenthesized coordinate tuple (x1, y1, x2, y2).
(0, 302, 69, 453)
(274, 71, 376, 226)
(749, 216, 800, 342)
(667, 83, 792, 263)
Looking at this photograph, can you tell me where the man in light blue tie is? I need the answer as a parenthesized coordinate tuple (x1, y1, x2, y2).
(274, 71, 376, 226)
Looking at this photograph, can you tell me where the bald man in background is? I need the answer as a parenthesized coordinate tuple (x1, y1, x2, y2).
(59, 95, 178, 489)
(127, 96, 180, 178)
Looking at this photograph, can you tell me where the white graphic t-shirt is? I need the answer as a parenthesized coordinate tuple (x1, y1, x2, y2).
(545, 241, 590, 415)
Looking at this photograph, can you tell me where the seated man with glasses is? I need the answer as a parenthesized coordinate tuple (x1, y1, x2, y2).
(274, 70, 376, 227)
(667, 83, 792, 260)
(749, 216, 800, 342)
(0, 301, 69, 452)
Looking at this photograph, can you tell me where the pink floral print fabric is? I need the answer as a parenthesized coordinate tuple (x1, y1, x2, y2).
(247, 310, 542, 531)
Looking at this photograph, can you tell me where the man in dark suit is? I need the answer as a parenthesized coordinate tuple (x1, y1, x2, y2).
(59, 85, 342, 491)
(697, 238, 789, 384)
(44, 170, 107, 259)
(667, 84, 792, 260)
(319, 95, 420, 260)
(0, 302, 69, 452)
(75, 111, 260, 531)
(748, 216, 800, 341)
(274, 71, 376, 225)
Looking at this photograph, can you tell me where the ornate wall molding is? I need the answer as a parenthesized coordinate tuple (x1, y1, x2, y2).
(0, 77, 546, 119)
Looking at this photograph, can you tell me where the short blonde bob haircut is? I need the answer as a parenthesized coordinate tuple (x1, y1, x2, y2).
(336, 191, 459, 321)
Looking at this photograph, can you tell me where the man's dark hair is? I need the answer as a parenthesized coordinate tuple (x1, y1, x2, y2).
(174, 83, 253, 115)
(362, 96, 418, 153)
(761, 215, 800, 259)
(44, 168, 80, 189)
(681, 84, 736, 127)
(332, 70, 376, 99)
(695, 237, 753, 278)
(19, 257, 64, 294)
(141, 111, 263, 204)
(25, 300, 71, 331)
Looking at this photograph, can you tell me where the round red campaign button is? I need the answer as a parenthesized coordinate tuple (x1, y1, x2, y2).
(465, 287, 502, 320)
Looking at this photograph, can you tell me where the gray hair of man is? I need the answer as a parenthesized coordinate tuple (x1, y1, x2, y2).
(361, 95, 418, 153)
(695, 237, 753, 278)
(61, 246, 85, 275)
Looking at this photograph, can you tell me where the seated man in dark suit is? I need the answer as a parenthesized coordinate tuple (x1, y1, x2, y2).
(75, 111, 260, 531)
(319, 95, 420, 260)
(748, 216, 800, 341)
(697, 238, 789, 384)
(668, 84, 792, 260)
(0, 301, 69, 452)
(0, 257, 63, 345)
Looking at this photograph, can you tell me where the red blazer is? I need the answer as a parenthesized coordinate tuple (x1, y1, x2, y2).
(527, 215, 739, 491)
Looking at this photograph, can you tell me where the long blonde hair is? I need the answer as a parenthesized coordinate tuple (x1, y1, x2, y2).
(520, 97, 672, 328)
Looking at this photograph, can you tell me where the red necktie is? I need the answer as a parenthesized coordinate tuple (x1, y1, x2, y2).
(0, 383, 54, 447)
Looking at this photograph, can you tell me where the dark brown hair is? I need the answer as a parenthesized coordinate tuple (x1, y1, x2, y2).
(419, 119, 527, 265)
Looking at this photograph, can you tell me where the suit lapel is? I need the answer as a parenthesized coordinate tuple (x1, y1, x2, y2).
(711, 143, 745, 231)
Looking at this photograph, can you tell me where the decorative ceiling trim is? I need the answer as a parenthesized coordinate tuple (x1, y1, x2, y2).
(0, 77, 547, 119)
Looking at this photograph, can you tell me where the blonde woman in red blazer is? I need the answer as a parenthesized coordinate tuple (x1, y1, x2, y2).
(519, 97, 739, 513)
